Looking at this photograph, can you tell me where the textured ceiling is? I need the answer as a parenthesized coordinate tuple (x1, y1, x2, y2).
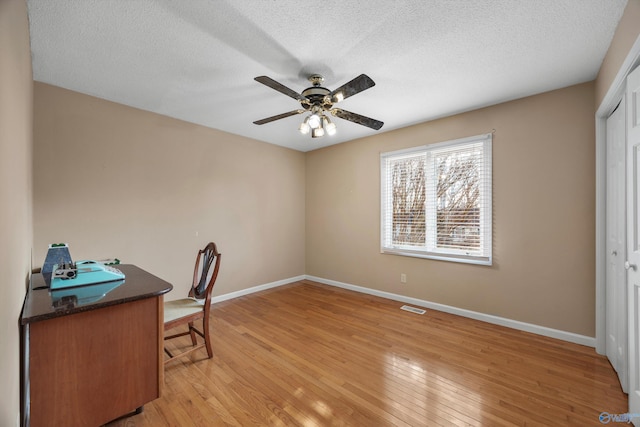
(27, 0, 627, 152)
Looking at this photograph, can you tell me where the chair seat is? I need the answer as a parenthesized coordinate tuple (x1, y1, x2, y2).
(164, 298, 204, 324)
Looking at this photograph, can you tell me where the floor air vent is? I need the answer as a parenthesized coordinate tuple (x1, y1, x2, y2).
(400, 305, 426, 315)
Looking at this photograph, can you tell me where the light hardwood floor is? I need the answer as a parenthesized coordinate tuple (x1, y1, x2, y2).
(107, 280, 627, 426)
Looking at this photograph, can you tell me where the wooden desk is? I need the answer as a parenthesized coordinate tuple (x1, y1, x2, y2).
(21, 265, 172, 427)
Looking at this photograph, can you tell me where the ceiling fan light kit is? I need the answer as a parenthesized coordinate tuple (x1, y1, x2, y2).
(323, 116, 337, 136)
(253, 73, 384, 139)
(298, 116, 311, 134)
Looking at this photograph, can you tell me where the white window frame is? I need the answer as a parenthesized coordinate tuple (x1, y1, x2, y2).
(380, 133, 492, 265)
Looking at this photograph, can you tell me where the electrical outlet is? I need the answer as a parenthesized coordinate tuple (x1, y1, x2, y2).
(400, 273, 407, 283)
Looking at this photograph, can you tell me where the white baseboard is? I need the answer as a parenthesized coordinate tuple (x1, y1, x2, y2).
(305, 275, 596, 348)
(209, 274, 595, 347)
(210, 275, 305, 304)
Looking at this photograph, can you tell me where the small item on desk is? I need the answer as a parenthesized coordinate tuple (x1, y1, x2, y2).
(42, 243, 125, 289)
(42, 243, 73, 276)
(50, 260, 125, 289)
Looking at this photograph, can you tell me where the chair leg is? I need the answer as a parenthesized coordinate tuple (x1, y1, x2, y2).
(188, 321, 198, 346)
(203, 317, 213, 358)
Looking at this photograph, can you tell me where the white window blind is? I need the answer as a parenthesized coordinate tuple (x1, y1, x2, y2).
(380, 133, 492, 265)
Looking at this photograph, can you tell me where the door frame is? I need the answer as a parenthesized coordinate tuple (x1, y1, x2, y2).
(596, 35, 640, 355)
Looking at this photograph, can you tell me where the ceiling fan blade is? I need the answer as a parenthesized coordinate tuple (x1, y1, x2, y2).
(254, 76, 307, 102)
(330, 74, 376, 102)
(253, 109, 305, 125)
(331, 108, 384, 130)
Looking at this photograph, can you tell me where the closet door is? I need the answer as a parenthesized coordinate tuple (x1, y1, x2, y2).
(626, 64, 640, 422)
(606, 95, 627, 392)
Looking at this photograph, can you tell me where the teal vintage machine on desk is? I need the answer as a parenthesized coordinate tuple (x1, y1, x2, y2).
(51, 260, 125, 289)
(42, 243, 125, 289)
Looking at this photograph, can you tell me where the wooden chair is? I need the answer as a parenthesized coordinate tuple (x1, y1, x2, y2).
(163, 242, 221, 363)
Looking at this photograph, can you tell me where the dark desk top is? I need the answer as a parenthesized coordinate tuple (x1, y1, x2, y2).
(21, 264, 173, 325)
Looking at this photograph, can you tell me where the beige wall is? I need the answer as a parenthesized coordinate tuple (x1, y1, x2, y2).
(32, 81, 597, 338)
(6, 0, 636, 422)
(0, 0, 33, 425)
(595, 0, 640, 106)
(306, 82, 596, 336)
(33, 83, 306, 299)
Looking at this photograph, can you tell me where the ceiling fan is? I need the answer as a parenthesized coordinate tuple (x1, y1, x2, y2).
(253, 74, 384, 138)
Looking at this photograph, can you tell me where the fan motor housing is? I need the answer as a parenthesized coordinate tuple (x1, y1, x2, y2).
(301, 86, 331, 107)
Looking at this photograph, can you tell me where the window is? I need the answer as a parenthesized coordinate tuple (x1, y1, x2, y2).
(380, 133, 492, 265)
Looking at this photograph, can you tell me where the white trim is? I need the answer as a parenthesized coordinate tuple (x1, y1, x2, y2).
(306, 275, 596, 347)
(210, 275, 305, 304)
(207, 273, 595, 346)
(595, 34, 640, 355)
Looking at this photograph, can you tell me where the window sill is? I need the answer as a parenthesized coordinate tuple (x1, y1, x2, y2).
(381, 248, 492, 266)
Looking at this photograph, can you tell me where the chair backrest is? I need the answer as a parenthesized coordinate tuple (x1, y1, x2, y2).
(188, 242, 221, 304)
